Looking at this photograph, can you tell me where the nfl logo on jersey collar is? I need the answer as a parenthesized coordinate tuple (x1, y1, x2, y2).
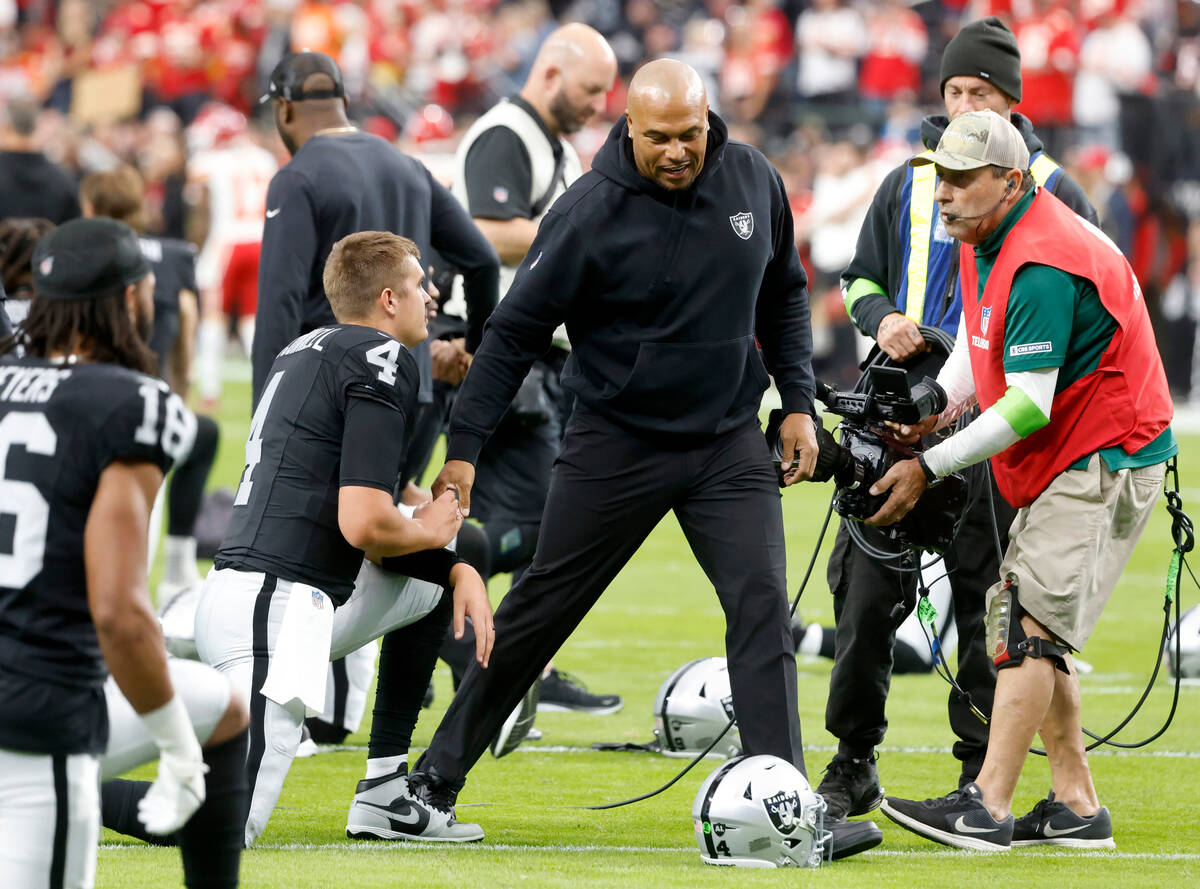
(729, 212, 753, 240)
(981, 307, 992, 334)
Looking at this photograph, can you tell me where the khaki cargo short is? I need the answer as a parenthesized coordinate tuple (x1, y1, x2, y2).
(987, 455, 1165, 651)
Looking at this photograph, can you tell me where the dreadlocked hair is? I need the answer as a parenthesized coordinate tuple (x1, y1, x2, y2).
(0, 291, 157, 375)
(0, 217, 55, 298)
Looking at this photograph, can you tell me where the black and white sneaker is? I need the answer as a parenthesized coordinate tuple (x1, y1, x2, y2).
(490, 679, 540, 758)
(1012, 793, 1115, 849)
(537, 669, 623, 714)
(346, 766, 483, 842)
(881, 783, 1013, 851)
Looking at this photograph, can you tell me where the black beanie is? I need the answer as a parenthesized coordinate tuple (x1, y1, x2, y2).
(940, 16, 1022, 103)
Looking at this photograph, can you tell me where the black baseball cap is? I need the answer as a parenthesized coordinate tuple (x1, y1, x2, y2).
(260, 51, 346, 104)
(33, 218, 151, 302)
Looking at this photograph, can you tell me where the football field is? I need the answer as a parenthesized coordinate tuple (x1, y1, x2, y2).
(100, 376, 1200, 888)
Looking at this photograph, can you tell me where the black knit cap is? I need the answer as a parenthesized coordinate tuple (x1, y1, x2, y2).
(260, 51, 346, 104)
(940, 16, 1022, 103)
(33, 217, 151, 302)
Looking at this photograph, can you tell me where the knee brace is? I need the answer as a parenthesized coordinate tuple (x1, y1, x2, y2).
(986, 575, 1070, 674)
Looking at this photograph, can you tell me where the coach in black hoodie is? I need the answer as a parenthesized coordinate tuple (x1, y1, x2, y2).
(409, 60, 883, 860)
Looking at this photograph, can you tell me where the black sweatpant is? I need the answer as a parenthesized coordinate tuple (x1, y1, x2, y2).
(419, 407, 805, 788)
(824, 465, 1016, 779)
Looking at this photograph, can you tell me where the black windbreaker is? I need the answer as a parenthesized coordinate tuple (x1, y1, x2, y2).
(447, 112, 815, 461)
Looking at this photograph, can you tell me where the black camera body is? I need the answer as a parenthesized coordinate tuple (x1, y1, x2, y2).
(768, 362, 968, 553)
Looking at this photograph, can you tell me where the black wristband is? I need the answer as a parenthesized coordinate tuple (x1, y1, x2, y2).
(917, 453, 938, 483)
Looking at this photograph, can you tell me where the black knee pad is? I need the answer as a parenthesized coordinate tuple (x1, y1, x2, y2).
(987, 575, 1070, 674)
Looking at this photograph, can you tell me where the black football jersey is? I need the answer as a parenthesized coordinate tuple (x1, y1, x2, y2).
(216, 324, 418, 603)
(0, 357, 195, 754)
(140, 235, 198, 377)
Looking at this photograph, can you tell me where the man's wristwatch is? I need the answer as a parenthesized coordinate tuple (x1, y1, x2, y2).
(917, 453, 938, 484)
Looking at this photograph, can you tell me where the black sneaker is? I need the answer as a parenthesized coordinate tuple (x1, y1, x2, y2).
(817, 753, 884, 822)
(537, 669, 623, 714)
(1012, 793, 1115, 849)
(490, 679, 540, 758)
(881, 782, 1013, 851)
(828, 819, 884, 860)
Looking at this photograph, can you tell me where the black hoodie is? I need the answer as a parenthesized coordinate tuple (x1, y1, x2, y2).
(842, 112, 1099, 339)
(446, 112, 816, 461)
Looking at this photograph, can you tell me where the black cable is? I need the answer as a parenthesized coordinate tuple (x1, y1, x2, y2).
(954, 455, 1191, 754)
(576, 490, 840, 810)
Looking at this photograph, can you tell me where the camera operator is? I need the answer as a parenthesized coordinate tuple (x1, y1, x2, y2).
(818, 17, 1099, 824)
(873, 110, 1174, 851)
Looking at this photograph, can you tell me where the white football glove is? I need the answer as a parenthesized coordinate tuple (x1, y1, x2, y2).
(136, 695, 208, 835)
(138, 749, 208, 834)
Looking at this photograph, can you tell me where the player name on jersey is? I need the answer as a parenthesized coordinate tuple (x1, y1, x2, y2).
(0, 366, 70, 403)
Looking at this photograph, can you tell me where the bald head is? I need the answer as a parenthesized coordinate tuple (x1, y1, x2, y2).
(627, 60, 706, 116)
(625, 60, 709, 191)
(521, 24, 617, 136)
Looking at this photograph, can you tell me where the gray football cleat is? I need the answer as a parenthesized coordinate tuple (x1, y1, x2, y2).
(346, 766, 483, 842)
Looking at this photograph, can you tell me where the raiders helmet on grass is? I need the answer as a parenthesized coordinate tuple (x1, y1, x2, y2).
(653, 657, 741, 758)
(692, 755, 830, 868)
(1166, 605, 1200, 679)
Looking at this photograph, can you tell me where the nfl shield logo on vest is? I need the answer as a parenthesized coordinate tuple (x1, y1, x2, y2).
(980, 307, 991, 334)
(729, 212, 754, 240)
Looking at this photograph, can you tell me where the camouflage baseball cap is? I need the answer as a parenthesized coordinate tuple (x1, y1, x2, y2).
(910, 110, 1030, 172)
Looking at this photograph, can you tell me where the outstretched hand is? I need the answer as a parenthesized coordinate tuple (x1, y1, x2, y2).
(433, 460, 475, 517)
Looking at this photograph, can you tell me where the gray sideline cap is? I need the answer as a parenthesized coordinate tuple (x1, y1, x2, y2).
(260, 51, 346, 104)
(910, 110, 1030, 173)
(33, 218, 151, 302)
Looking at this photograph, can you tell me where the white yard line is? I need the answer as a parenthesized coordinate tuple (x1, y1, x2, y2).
(98, 843, 1200, 861)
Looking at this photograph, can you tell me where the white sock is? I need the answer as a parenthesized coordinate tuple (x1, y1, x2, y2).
(196, 316, 226, 401)
(798, 625, 823, 657)
(364, 754, 407, 779)
(164, 535, 200, 586)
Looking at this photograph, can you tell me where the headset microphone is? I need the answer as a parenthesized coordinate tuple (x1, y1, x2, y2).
(943, 180, 1016, 225)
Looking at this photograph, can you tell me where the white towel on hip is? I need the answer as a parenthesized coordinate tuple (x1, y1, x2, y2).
(259, 582, 334, 717)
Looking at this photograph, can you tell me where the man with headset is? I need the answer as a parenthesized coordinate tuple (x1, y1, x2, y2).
(873, 110, 1174, 850)
(817, 17, 1098, 824)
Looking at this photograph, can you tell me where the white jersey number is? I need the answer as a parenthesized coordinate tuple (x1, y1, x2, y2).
(0, 413, 57, 588)
(234, 371, 284, 507)
(365, 341, 401, 386)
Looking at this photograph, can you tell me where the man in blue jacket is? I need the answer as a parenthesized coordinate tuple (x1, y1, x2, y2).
(406, 58, 882, 860)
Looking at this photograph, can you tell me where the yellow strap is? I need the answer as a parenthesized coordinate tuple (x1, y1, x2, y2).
(906, 151, 937, 323)
(1030, 153, 1059, 187)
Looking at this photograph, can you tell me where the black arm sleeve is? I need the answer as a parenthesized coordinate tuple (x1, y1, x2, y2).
(426, 167, 500, 354)
(446, 208, 586, 464)
(755, 167, 816, 417)
(380, 548, 464, 588)
(340, 392, 408, 491)
(463, 127, 534, 220)
(253, 170, 319, 408)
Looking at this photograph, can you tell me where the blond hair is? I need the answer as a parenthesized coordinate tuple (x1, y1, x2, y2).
(80, 165, 147, 233)
(322, 231, 420, 321)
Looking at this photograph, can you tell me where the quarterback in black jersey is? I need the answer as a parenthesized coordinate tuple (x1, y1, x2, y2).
(0, 218, 248, 889)
(195, 231, 494, 846)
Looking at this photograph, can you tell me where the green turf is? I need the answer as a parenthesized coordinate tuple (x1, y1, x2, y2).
(104, 375, 1200, 887)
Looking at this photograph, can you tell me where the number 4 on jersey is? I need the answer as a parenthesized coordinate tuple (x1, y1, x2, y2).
(365, 340, 401, 386)
(235, 370, 283, 507)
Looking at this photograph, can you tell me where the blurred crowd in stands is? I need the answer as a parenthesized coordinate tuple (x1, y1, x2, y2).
(4, 0, 1200, 396)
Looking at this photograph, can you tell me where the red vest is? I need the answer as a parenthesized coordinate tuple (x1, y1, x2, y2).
(959, 189, 1173, 507)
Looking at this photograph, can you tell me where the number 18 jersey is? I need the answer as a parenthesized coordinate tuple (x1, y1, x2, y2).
(215, 324, 418, 603)
(0, 358, 194, 754)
